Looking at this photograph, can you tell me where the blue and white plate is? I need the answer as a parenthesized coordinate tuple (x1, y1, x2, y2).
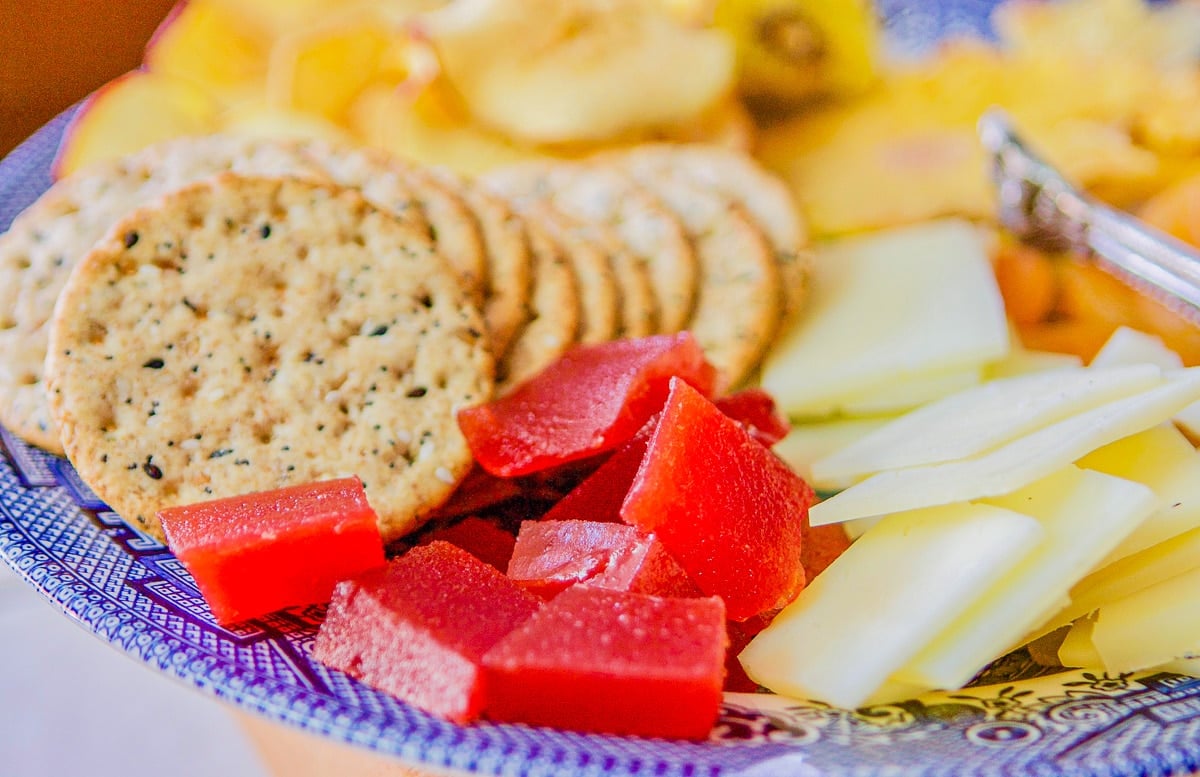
(6, 3, 1200, 775)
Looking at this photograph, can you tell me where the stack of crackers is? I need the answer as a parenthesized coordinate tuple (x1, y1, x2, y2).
(0, 134, 807, 544)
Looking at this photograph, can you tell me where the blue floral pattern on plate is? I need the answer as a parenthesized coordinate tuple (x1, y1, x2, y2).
(5, 2, 1200, 775)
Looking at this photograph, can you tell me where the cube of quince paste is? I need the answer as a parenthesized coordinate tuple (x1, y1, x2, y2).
(507, 519, 700, 600)
(482, 585, 728, 740)
(312, 541, 541, 723)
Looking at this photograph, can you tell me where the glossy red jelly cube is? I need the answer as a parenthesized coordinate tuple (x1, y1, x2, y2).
(482, 586, 727, 739)
(506, 519, 699, 599)
(458, 333, 716, 476)
(158, 476, 385, 625)
(621, 379, 814, 622)
(418, 516, 517, 572)
(724, 612, 776, 692)
(431, 466, 524, 520)
(802, 518, 852, 580)
(714, 388, 791, 447)
(537, 421, 652, 525)
(312, 541, 541, 723)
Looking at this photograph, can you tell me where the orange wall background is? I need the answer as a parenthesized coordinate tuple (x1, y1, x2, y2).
(0, 0, 176, 156)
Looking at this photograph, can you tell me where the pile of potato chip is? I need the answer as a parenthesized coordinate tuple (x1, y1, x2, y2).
(56, 0, 883, 178)
(756, 0, 1200, 364)
(47, 0, 1200, 366)
(57, 0, 738, 177)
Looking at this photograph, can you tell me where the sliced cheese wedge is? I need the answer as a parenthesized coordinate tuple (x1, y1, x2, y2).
(861, 677, 937, 707)
(1090, 564, 1200, 673)
(809, 368, 1200, 527)
(811, 364, 1163, 487)
(896, 466, 1156, 689)
(1078, 423, 1200, 566)
(761, 219, 1009, 419)
(1090, 325, 1200, 448)
(1090, 326, 1184, 370)
(834, 365, 984, 417)
(773, 417, 893, 488)
(985, 346, 1082, 379)
(1026, 523, 1200, 643)
(1059, 617, 1103, 668)
(739, 502, 1042, 710)
(1155, 657, 1200, 677)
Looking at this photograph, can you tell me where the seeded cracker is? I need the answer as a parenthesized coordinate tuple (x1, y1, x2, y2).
(611, 162, 781, 388)
(481, 162, 659, 338)
(610, 143, 809, 326)
(497, 218, 580, 392)
(484, 160, 695, 334)
(399, 166, 488, 307)
(291, 142, 433, 237)
(298, 142, 486, 304)
(428, 168, 534, 362)
(0, 134, 333, 454)
(45, 174, 493, 543)
(512, 202, 617, 345)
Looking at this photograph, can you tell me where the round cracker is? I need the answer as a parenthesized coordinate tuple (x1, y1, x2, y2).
(584, 227, 658, 339)
(295, 142, 432, 236)
(299, 142, 485, 305)
(482, 164, 651, 339)
(402, 166, 488, 306)
(427, 168, 532, 363)
(537, 208, 619, 344)
(0, 134, 333, 454)
(45, 174, 493, 543)
(497, 218, 580, 393)
(484, 187, 617, 345)
(611, 167, 781, 387)
(485, 161, 695, 333)
(610, 143, 809, 325)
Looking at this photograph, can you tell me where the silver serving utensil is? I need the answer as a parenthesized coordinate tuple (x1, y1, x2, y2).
(979, 108, 1200, 325)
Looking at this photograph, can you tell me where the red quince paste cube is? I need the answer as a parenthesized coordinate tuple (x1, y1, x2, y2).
(724, 613, 776, 692)
(507, 520, 699, 599)
(482, 586, 727, 739)
(537, 425, 652, 525)
(714, 388, 791, 447)
(431, 466, 524, 520)
(458, 333, 716, 477)
(802, 518, 852, 580)
(312, 541, 541, 723)
(621, 379, 815, 622)
(158, 476, 386, 625)
(418, 516, 517, 571)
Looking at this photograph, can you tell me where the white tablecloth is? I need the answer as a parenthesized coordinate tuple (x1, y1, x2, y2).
(0, 562, 270, 777)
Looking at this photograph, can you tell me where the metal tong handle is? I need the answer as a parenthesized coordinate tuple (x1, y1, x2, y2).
(979, 108, 1200, 323)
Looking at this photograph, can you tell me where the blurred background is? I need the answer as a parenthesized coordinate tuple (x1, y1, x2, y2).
(0, 0, 175, 155)
(2, 8, 267, 775)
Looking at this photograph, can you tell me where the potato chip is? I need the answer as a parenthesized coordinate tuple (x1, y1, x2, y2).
(144, 0, 270, 99)
(267, 9, 395, 121)
(421, 0, 735, 144)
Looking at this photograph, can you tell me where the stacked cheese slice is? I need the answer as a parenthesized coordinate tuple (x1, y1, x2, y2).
(748, 219, 1200, 710)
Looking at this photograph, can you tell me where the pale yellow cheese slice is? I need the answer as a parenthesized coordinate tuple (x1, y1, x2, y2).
(810, 363, 1163, 487)
(1090, 325, 1200, 448)
(761, 219, 1009, 419)
(1078, 423, 1200, 565)
(1090, 564, 1200, 673)
(809, 368, 1200, 527)
(1027, 523, 1200, 643)
(739, 502, 1042, 710)
(773, 417, 893, 488)
(985, 346, 1082, 379)
(833, 365, 984, 417)
(896, 466, 1155, 689)
(1058, 617, 1103, 668)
